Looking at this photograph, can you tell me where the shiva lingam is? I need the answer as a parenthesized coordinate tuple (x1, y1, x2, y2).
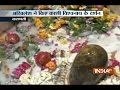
(65, 44, 108, 85)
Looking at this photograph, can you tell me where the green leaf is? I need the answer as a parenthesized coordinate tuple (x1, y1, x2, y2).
(0, 47, 6, 59)
(41, 17, 49, 24)
(80, 24, 86, 29)
(72, 30, 79, 36)
(23, 40, 30, 46)
(27, 44, 38, 51)
(76, 17, 86, 24)
(62, 17, 71, 21)
(92, 21, 108, 33)
(41, 17, 56, 29)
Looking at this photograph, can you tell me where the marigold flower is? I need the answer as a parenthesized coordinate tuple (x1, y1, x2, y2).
(34, 20, 43, 28)
(49, 19, 66, 30)
(38, 30, 48, 39)
(110, 14, 118, 22)
(34, 18, 43, 28)
(34, 18, 41, 23)
(57, 19, 66, 25)
(102, 7, 110, 16)
(106, 15, 112, 21)
(51, 23, 61, 30)
(0, 35, 5, 44)
(100, 16, 106, 21)
(45, 61, 57, 71)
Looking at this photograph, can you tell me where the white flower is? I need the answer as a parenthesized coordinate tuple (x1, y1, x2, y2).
(19, 73, 31, 84)
(19, 71, 54, 85)
(40, 71, 52, 81)
(14, 52, 19, 59)
(114, 66, 120, 77)
(99, 75, 120, 85)
(52, 68, 60, 75)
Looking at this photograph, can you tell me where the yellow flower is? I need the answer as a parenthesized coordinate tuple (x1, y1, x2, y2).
(0, 35, 5, 44)
(57, 19, 66, 25)
(106, 21, 113, 28)
(73, 23, 80, 29)
(100, 16, 106, 21)
(34, 17, 41, 22)
(106, 15, 111, 21)
(102, 7, 110, 16)
(34, 19, 43, 28)
(59, 38, 68, 45)
(49, 19, 66, 30)
(110, 14, 118, 22)
(94, 7, 109, 20)
(50, 23, 61, 30)
(38, 29, 48, 39)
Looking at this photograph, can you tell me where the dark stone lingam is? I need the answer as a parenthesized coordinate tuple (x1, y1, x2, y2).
(69, 44, 108, 85)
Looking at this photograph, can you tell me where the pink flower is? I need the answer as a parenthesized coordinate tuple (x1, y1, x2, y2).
(71, 41, 87, 53)
(12, 62, 31, 79)
(108, 59, 120, 67)
(21, 62, 31, 69)
(12, 69, 25, 79)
